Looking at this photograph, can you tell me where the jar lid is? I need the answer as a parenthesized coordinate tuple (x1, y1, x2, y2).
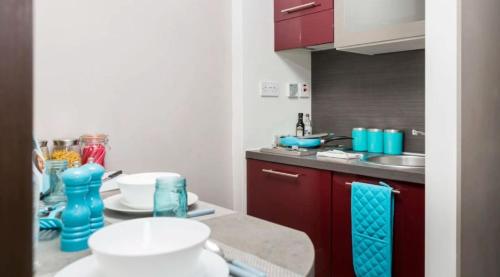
(367, 128, 383, 132)
(352, 127, 366, 131)
(80, 134, 108, 144)
(38, 140, 48, 147)
(46, 159, 68, 168)
(384, 129, 402, 133)
(53, 138, 79, 146)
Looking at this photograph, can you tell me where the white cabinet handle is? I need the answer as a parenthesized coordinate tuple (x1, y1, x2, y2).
(262, 169, 300, 178)
(281, 2, 318, 13)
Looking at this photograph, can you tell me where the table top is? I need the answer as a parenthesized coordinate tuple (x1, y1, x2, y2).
(35, 195, 314, 277)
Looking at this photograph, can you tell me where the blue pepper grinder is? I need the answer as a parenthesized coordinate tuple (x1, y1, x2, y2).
(82, 158, 105, 233)
(60, 166, 92, 252)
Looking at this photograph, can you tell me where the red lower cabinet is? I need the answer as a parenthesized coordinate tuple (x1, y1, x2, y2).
(332, 172, 425, 277)
(247, 159, 332, 277)
(247, 159, 424, 277)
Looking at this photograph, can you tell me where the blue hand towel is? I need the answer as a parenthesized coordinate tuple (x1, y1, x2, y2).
(351, 181, 394, 277)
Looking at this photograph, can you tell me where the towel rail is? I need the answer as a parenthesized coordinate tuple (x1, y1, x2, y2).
(345, 182, 401, 194)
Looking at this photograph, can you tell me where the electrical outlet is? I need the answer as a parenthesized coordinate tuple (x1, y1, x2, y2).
(260, 81, 279, 97)
(287, 83, 299, 98)
(299, 83, 311, 98)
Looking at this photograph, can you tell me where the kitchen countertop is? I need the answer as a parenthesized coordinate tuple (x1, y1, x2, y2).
(35, 198, 315, 277)
(246, 149, 425, 184)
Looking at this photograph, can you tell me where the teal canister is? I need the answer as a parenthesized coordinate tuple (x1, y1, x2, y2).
(384, 129, 403, 155)
(367, 128, 384, 153)
(352, 128, 368, 151)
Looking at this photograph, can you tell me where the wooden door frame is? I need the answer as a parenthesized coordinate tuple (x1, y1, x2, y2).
(0, 0, 33, 276)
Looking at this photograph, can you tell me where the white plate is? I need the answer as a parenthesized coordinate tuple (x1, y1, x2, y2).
(104, 192, 199, 214)
(54, 249, 229, 277)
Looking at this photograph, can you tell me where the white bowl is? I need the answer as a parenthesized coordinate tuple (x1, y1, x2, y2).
(117, 172, 180, 209)
(88, 217, 211, 277)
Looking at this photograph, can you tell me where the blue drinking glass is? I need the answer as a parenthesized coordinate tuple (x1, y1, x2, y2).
(153, 176, 188, 218)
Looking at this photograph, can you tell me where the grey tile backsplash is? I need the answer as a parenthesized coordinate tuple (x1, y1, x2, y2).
(312, 49, 425, 153)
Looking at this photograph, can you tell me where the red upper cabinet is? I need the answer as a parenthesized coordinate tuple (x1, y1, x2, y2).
(275, 0, 333, 21)
(247, 159, 332, 277)
(332, 172, 425, 277)
(274, 0, 334, 51)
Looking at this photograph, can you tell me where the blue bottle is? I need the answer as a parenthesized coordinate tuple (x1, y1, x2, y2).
(352, 127, 368, 151)
(60, 166, 92, 252)
(82, 160, 105, 233)
(367, 128, 384, 153)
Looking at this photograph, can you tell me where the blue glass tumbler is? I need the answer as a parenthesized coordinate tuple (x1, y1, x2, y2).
(153, 176, 188, 218)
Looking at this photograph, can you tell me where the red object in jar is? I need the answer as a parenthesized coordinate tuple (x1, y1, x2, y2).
(80, 134, 108, 167)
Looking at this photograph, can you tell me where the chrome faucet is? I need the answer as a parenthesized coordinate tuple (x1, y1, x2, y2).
(412, 129, 425, 136)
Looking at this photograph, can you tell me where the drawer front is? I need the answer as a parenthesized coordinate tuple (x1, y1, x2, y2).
(247, 159, 332, 277)
(275, 9, 334, 51)
(275, 0, 333, 22)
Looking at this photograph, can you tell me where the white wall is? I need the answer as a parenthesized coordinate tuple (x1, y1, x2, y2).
(34, 0, 234, 207)
(232, 0, 312, 211)
(425, 0, 460, 276)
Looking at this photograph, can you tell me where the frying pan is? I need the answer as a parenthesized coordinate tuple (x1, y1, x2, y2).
(279, 133, 352, 148)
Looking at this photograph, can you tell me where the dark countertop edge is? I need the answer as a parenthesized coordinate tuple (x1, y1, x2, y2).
(246, 150, 425, 185)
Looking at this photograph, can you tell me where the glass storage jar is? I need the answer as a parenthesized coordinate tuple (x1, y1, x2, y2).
(43, 159, 68, 205)
(80, 134, 109, 168)
(153, 176, 188, 218)
(38, 140, 50, 160)
(51, 139, 81, 168)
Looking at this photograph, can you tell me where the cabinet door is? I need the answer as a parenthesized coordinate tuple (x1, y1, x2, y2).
(275, 9, 334, 51)
(332, 173, 425, 277)
(247, 159, 332, 277)
(334, 0, 424, 54)
(355, 176, 425, 277)
(275, 0, 333, 22)
(331, 173, 357, 277)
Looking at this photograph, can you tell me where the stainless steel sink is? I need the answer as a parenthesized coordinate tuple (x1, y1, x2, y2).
(364, 155, 425, 168)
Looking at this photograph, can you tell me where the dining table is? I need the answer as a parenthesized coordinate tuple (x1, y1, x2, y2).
(35, 189, 315, 277)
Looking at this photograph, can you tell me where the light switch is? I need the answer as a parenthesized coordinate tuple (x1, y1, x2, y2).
(299, 83, 311, 98)
(260, 81, 280, 97)
(287, 83, 299, 98)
